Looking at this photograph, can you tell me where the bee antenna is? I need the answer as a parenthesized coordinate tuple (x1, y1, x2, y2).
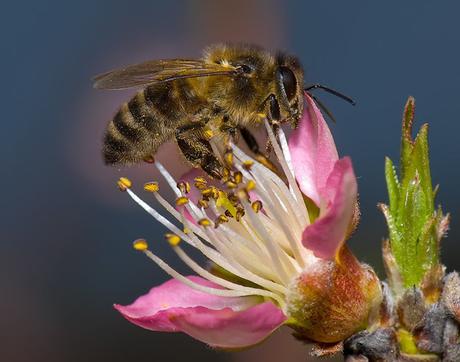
(306, 93, 337, 123)
(304, 84, 356, 106)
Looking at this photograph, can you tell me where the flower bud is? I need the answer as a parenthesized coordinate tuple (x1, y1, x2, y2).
(286, 247, 382, 343)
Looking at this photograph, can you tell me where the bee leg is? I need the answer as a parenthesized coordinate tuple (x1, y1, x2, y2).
(239, 127, 279, 174)
(267, 94, 281, 123)
(175, 125, 223, 179)
(220, 121, 239, 146)
(239, 127, 259, 154)
(260, 95, 283, 154)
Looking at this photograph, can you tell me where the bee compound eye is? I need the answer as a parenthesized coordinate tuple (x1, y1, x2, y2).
(279, 66, 297, 101)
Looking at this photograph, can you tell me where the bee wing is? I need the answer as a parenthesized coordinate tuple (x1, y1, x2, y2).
(93, 59, 239, 90)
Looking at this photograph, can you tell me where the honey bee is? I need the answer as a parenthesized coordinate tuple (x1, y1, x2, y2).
(94, 44, 353, 178)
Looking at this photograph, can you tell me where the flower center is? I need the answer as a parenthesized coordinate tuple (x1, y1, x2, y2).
(119, 120, 319, 311)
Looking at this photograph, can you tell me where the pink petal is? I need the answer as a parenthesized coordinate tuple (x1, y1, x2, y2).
(301, 157, 357, 259)
(288, 94, 339, 206)
(172, 302, 286, 349)
(115, 276, 286, 349)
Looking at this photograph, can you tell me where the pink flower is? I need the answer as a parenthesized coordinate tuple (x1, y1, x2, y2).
(115, 94, 381, 348)
(289, 95, 358, 259)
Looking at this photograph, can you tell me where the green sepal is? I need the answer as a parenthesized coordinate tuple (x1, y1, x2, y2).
(400, 96, 416, 180)
(385, 157, 400, 213)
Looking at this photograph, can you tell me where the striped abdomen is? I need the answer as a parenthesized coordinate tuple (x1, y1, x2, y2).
(103, 81, 199, 165)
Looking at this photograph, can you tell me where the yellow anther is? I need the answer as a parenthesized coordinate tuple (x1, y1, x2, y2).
(198, 218, 212, 227)
(246, 179, 256, 191)
(224, 151, 233, 167)
(184, 182, 191, 193)
(183, 227, 190, 234)
(177, 181, 190, 194)
(235, 208, 245, 222)
(225, 181, 238, 189)
(133, 238, 148, 251)
(242, 160, 254, 170)
(251, 200, 263, 213)
(117, 177, 132, 191)
(165, 233, 181, 246)
(201, 187, 219, 199)
(194, 181, 207, 190)
(144, 181, 159, 192)
(201, 187, 212, 197)
(198, 199, 209, 209)
(233, 171, 243, 184)
(203, 128, 214, 139)
(218, 214, 229, 223)
(194, 176, 207, 184)
(175, 196, 189, 206)
(214, 214, 229, 228)
(225, 209, 234, 218)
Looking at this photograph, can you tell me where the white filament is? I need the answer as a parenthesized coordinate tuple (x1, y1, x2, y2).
(124, 124, 319, 311)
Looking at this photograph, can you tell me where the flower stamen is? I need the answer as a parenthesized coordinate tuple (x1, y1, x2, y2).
(118, 177, 132, 191)
(165, 233, 181, 246)
(144, 181, 159, 192)
(175, 196, 189, 206)
(133, 238, 148, 251)
(122, 125, 325, 312)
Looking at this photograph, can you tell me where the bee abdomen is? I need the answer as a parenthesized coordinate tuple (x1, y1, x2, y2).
(144, 83, 181, 123)
(103, 88, 178, 165)
(103, 81, 199, 166)
(128, 92, 157, 132)
(104, 95, 150, 164)
(111, 108, 141, 143)
(103, 131, 130, 164)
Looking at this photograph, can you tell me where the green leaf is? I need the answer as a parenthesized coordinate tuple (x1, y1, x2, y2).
(385, 157, 400, 213)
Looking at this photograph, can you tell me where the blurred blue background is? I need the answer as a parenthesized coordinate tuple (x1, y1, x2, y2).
(2, 1, 460, 361)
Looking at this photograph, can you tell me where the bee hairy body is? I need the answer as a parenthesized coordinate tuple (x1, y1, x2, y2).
(105, 79, 198, 163)
(96, 44, 305, 178)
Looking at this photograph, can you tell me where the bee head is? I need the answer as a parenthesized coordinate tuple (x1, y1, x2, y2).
(273, 53, 304, 128)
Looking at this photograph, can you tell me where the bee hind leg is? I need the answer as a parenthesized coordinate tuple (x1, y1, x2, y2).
(175, 125, 223, 179)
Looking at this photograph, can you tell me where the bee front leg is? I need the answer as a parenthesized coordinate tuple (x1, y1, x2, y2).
(219, 116, 239, 146)
(175, 125, 223, 179)
(239, 127, 261, 154)
(239, 126, 279, 174)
